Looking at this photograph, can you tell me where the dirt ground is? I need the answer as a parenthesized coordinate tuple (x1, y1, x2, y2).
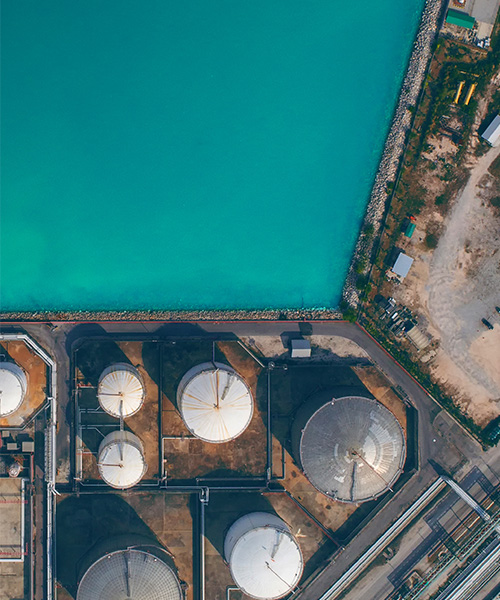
(395, 143, 500, 425)
(240, 335, 370, 363)
(0, 340, 47, 428)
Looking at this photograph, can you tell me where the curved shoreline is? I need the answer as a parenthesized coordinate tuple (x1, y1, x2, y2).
(342, 0, 445, 306)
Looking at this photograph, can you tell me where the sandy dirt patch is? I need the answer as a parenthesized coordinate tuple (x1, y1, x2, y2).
(241, 335, 370, 362)
(469, 325, 500, 390)
(396, 144, 500, 425)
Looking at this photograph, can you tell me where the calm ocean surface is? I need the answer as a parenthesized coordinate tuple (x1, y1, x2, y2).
(1, 0, 425, 311)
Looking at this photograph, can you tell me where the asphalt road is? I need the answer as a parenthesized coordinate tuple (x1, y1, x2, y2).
(198, 321, 499, 599)
(12, 319, 500, 599)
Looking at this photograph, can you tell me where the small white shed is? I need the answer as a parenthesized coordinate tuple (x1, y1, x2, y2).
(481, 115, 500, 146)
(291, 339, 311, 358)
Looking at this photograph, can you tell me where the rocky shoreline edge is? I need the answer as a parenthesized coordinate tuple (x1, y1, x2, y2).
(342, 0, 445, 307)
(0, 308, 342, 322)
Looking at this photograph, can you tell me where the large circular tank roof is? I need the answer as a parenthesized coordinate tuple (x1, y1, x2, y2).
(0, 362, 27, 417)
(77, 548, 182, 600)
(225, 512, 303, 599)
(98, 430, 147, 489)
(297, 395, 406, 503)
(177, 362, 253, 443)
(98, 364, 145, 418)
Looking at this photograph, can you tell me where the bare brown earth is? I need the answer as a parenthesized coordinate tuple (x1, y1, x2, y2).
(394, 141, 500, 426)
(0, 339, 47, 428)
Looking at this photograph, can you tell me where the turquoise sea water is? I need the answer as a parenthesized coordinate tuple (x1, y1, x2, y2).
(1, 0, 425, 311)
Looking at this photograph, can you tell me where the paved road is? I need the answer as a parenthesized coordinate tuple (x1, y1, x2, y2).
(198, 321, 499, 599)
(11, 320, 500, 599)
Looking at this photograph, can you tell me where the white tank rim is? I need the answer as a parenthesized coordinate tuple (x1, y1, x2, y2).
(298, 395, 406, 504)
(97, 363, 145, 418)
(225, 512, 304, 600)
(0, 362, 28, 418)
(76, 548, 182, 600)
(97, 430, 147, 489)
(177, 362, 254, 444)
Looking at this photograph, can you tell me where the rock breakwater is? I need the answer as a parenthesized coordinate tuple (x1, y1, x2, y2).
(0, 307, 342, 322)
(342, 0, 445, 306)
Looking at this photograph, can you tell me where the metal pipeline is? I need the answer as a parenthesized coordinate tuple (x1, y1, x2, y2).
(0, 332, 58, 600)
(199, 488, 209, 600)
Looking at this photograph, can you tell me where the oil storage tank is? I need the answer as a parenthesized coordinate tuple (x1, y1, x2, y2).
(292, 390, 406, 503)
(0, 362, 27, 417)
(77, 548, 182, 600)
(224, 512, 303, 599)
(97, 364, 145, 418)
(97, 430, 147, 489)
(177, 362, 253, 443)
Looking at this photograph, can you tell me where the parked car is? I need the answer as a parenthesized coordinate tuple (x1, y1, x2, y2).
(482, 318, 494, 330)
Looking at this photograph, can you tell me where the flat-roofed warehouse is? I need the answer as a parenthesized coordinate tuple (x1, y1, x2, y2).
(446, 8, 476, 28)
(446, 0, 500, 37)
(482, 114, 500, 146)
(391, 252, 414, 279)
(0, 478, 27, 600)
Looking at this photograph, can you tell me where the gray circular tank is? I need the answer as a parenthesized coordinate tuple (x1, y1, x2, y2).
(292, 390, 406, 503)
(76, 548, 182, 600)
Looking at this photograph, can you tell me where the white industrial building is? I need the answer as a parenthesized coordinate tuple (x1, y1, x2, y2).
(225, 512, 304, 599)
(481, 114, 500, 146)
(77, 548, 182, 600)
(97, 363, 145, 418)
(97, 430, 147, 489)
(391, 252, 414, 279)
(177, 362, 253, 443)
(0, 362, 27, 417)
(290, 339, 311, 358)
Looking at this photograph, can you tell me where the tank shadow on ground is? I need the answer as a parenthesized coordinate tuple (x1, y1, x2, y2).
(75, 340, 133, 387)
(270, 366, 366, 459)
(56, 493, 165, 597)
(65, 324, 109, 357)
(141, 339, 222, 412)
(199, 491, 276, 559)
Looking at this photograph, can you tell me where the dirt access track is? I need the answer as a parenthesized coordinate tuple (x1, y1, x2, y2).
(397, 143, 500, 425)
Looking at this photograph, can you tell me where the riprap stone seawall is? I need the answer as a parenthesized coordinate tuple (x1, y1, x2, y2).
(342, 0, 446, 307)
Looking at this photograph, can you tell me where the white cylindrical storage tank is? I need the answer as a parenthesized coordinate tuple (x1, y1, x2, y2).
(292, 393, 406, 503)
(177, 362, 253, 443)
(225, 512, 303, 600)
(97, 363, 145, 418)
(0, 362, 27, 417)
(77, 548, 182, 600)
(97, 430, 147, 489)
